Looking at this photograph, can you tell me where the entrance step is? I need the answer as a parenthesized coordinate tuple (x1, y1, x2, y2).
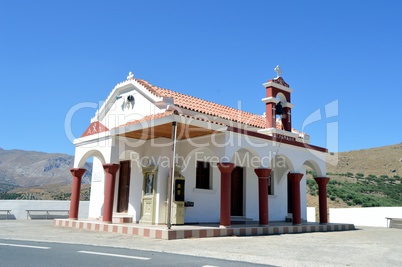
(231, 216, 257, 225)
(95, 214, 133, 223)
(112, 213, 133, 224)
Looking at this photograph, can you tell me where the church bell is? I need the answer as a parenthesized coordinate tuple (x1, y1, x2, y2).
(275, 102, 285, 116)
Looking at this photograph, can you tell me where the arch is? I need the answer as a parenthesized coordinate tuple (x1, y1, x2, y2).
(276, 92, 289, 104)
(302, 159, 324, 177)
(118, 149, 141, 162)
(182, 147, 217, 170)
(230, 148, 260, 168)
(76, 149, 106, 169)
(270, 154, 295, 173)
(268, 153, 295, 186)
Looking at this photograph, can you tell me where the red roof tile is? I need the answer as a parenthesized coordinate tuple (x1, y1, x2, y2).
(120, 111, 174, 127)
(135, 79, 266, 128)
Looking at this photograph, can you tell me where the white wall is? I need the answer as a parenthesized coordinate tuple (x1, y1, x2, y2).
(307, 207, 316, 222)
(330, 207, 402, 227)
(0, 200, 89, 220)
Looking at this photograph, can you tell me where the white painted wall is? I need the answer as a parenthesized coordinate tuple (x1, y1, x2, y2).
(307, 207, 316, 222)
(0, 200, 89, 220)
(88, 156, 105, 219)
(330, 207, 402, 227)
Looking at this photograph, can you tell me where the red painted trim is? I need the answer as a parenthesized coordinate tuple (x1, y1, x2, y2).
(81, 121, 109, 137)
(227, 126, 327, 153)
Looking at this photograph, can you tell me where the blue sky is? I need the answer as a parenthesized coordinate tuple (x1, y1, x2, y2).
(1, 0, 401, 155)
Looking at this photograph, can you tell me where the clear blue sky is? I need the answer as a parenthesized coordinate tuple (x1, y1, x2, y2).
(1, 0, 401, 155)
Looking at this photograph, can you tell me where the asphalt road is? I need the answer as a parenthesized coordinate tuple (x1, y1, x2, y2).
(0, 239, 269, 267)
(0, 221, 401, 266)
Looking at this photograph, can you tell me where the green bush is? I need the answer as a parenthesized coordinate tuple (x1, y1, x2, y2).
(307, 173, 402, 207)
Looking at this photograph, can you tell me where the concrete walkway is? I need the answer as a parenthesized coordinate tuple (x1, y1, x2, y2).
(1, 220, 401, 266)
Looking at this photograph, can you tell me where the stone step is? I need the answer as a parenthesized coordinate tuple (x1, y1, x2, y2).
(112, 213, 133, 224)
(231, 216, 257, 225)
(97, 214, 133, 224)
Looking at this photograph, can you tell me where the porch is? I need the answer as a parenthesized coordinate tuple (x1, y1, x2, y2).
(54, 219, 355, 240)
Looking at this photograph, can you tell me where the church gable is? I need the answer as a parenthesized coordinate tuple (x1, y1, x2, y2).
(89, 73, 170, 133)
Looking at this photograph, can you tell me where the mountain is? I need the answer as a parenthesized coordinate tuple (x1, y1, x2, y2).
(0, 148, 92, 191)
(326, 143, 402, 178)
(307, 143, 402, 210)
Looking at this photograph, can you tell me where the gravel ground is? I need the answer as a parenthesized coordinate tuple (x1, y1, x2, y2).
(0, 220, 401, 266)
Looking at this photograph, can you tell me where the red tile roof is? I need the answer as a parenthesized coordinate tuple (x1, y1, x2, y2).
(135, 79, 266, 129)
(120, 110, 174, 127)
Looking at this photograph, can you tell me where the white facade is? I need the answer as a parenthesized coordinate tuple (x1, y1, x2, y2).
(73, 72, 327, 225)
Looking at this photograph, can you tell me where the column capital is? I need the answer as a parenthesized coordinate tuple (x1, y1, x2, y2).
(314, 177, 330, 186)
(103, 163, 120, 174)
(288, 173, 303, 182)
(70, 168, 86, 177)
(217, 162, 235, 174)
(254, 168, 271, 179)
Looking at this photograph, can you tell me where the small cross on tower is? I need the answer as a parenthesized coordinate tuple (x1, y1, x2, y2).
(274, 65, 282, 78)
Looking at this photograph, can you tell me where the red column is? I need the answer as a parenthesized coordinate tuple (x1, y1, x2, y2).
(69, 168, 86, 220)
(254, 168, 272, 225)
(265, 102, 276, 128)
(282, 107, 292, 131)
(102, 163, 120, 223)
(288, 173, 304, 225)
(217, 162, 235, 227)
(314, 177, 330, 223)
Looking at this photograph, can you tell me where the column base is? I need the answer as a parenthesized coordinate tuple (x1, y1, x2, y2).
(219, 225, 232, 229)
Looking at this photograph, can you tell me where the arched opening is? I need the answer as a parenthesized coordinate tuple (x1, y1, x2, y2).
(303, 159, 325, 222)
(269, 154, 295, 221)
(74, 149, 107, 219)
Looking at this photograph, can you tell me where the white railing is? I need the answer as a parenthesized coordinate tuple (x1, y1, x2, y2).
(0, 200, 89, 220)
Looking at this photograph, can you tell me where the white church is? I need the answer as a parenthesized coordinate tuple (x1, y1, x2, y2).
(67, 66, 331, 228)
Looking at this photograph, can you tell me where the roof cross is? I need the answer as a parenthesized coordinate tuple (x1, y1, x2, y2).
(274, 65, 282, 78)
(127, 71, 134, 80)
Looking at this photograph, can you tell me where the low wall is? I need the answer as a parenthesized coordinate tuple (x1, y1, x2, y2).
(307, 207, 316, 222)
(330, 207, 402, 227)
(0, 200, 89, 220)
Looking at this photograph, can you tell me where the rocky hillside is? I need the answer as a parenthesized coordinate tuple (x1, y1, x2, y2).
(326, 143, 402, 178)
(307, 143, 402, 210)
(0, 148, 92, 192)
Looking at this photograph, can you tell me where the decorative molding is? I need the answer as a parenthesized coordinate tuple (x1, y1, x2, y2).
(262, 97, 280, 104)
(271, 77, 289, 88)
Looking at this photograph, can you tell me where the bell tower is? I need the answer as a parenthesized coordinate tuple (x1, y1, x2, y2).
(261, 65, 294, 131)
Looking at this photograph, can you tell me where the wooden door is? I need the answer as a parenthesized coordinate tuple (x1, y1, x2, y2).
(117, 161, 131, 213)
(231, 167, 243, 216)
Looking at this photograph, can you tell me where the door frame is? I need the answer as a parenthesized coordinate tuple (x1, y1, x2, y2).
(117, 160, 131, 213)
